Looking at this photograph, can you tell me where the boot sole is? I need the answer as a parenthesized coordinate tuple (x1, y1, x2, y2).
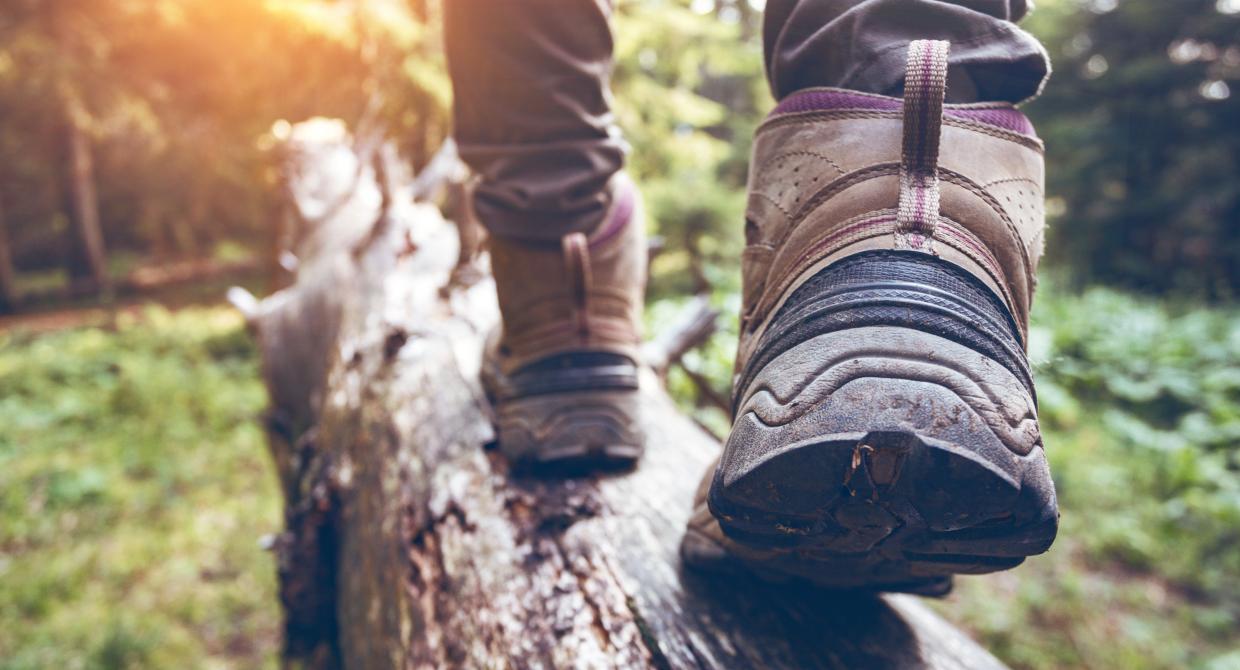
(709, 327, 1057, 592)
(496, 389, 644, 469)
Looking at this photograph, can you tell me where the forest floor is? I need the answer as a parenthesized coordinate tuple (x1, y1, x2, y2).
(1, 306, 280, 669)
(1, 291, 1237, 669)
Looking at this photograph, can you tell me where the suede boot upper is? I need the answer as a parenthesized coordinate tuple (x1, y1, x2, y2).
(488, 173, 647, 374)
(737, 41, 1046, 386)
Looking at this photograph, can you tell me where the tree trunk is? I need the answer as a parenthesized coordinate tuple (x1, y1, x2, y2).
(0, 195, 18, 313)
(239, 121, 1008, 670)
(65, 117, 110, 294)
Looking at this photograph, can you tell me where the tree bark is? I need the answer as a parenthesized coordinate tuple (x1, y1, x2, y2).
(65, 116, 110, 293)
(242, 122, 1008, 670)
(0, 195, 18, 313)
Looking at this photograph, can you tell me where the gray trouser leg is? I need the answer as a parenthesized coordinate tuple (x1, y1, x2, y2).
(444, 1, 1048, 242)
(444, 0, 625, 242)
(764, 0, 1049, 102)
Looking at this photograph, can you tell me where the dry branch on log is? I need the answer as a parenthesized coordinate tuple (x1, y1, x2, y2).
(643, 294, 719, 379)
(239, 123, 1009, 669)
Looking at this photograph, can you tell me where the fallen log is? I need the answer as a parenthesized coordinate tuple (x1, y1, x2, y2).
(241, 123, 1009, 669)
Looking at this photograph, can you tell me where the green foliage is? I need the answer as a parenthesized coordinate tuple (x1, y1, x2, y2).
(1029, 288, 1240, 596)
(1024, 0, 1240, 295)
(0, 0, 448, 274)
(614, 0, 765, 301)
(0, 307, 280, 669)
(927, 288, 1240, 670)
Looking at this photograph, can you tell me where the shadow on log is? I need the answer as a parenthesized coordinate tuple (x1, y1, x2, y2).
(236, 122, 1007, 669)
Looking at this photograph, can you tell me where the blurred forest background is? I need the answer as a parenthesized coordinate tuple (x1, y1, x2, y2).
(1, 0, 1238, 668)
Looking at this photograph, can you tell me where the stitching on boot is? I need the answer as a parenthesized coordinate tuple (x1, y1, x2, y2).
(785, 163, 901, 238)
(759, 111, 1043, 151)
(939, 168, 1036, 308)
(749, 192, 795, 223)
(766, 149, 849, 176)
(980, 176, 1042, 191)
(747, 209, 901, 335)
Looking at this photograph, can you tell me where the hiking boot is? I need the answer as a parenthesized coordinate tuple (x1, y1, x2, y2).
(683, 40, 1058, 593)
(482, 172, 647, 468)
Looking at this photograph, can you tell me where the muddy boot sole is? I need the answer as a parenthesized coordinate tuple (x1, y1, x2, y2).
(484, 351, 644, 470)
(495, 388, 644, 469)
(708, 252, 1058, 591)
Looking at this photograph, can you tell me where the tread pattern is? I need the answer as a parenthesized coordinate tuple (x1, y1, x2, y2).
(735, 250, 1032, 414)
(497, 393, 644, 467)
(708, 252, 1057, 592)
(483, 352, 644, 468)
(709, 396, 1057, 590)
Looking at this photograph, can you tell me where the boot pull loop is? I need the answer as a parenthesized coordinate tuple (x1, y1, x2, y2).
(895, 39, 951, 253)
(562, 232, 592, 338)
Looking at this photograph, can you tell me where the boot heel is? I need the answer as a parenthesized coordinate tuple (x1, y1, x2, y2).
(495, 389, 644, 467)
(711, 329, 1057, 588)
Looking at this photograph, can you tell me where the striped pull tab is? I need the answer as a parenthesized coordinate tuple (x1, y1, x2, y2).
(562, 232, 592, 338)
(895, 39, 951, 253)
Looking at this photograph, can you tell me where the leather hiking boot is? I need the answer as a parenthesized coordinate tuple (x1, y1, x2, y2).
(683, 40, 1058, 593)
(482, 173, 647, 468)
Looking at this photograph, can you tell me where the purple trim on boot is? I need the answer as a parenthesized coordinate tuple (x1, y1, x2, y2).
(772, 89, 1036, 137)
(947, 107, 1036, 135)
(774, 90, 900, 114)
(588, 179, 635, 249)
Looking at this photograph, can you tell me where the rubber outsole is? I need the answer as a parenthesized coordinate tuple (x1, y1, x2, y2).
(708, 327, 1058, 592)
(735, 250, 1034, 415)
(494, 389, 644, 469)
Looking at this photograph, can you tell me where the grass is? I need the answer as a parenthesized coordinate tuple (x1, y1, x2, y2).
(0, 305, 280, 669)
(938, 422, 1240, 670)
(2, 290, 1237, 669)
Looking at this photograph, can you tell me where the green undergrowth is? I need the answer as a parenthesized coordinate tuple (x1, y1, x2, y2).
(0, 306, 280, 669)
(936, 288, 1240, 670)
(2, 289, 1237, 669)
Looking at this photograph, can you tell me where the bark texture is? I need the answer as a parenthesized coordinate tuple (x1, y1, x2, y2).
(65, 115, 110, 292)
(243, 122, 1009, 670)
(0, 195, 17, 312)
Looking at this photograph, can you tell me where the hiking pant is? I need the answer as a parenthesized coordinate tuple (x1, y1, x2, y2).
(444, 0, 1048, 242)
